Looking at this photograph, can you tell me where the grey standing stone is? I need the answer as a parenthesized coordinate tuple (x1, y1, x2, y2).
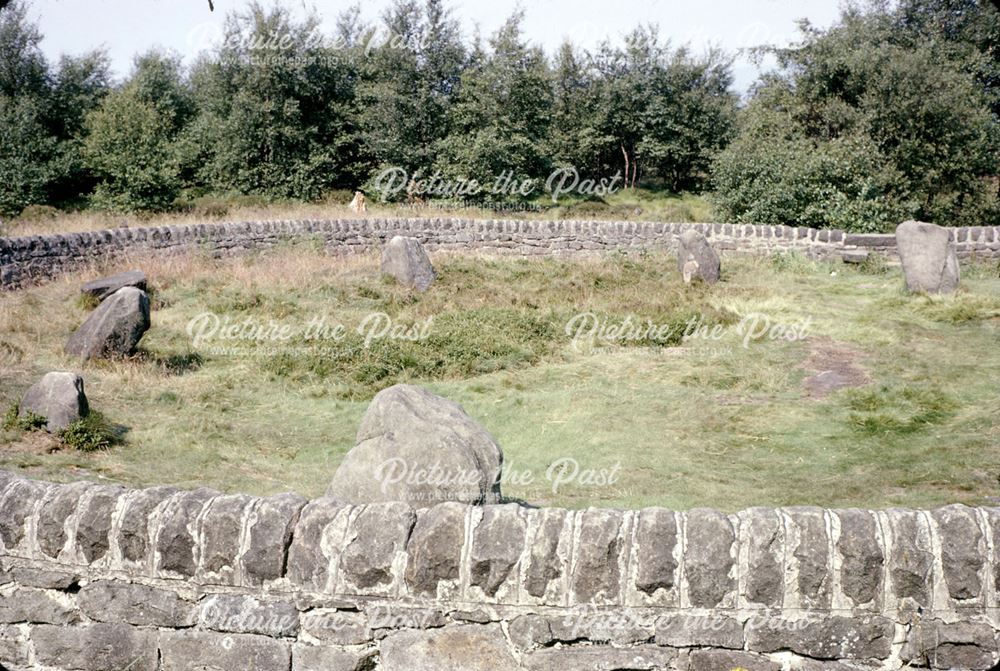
(896, 220, 960, 294)
(327, 384, 503, 507)
(379, 625, 518, 671)
(18, 371, 89, 432)
(381, 235, 435, 291)
(81, 269, 147, 301)
(79, 581, 197, 627)
(677, 229, 721, 284)
(65, 285, 150, 360)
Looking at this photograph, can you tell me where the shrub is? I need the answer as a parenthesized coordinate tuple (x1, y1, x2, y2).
(59, 411, 119, 451)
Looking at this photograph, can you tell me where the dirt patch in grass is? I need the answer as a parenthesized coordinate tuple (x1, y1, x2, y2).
(801, 339, 870, 399)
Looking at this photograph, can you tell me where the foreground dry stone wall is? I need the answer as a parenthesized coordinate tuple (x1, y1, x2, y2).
(1, 470, 1000, 670)
(3, 218, 1000, 289)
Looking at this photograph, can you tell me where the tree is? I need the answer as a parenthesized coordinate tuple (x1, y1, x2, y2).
(714, 1, 1000, 230)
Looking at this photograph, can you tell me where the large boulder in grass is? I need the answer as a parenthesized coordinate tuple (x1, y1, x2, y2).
(19, 372, 89, 432)
(677, 230, 721, 284)
(896, 220, 960, 294)
(327, 384, 503, 507)
(381, 236, 435, 291)
(80, 269, 147, 302)
(65, 286, 150, 361)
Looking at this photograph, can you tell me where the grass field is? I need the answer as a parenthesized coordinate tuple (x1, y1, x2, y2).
(2, 245, 999, 511)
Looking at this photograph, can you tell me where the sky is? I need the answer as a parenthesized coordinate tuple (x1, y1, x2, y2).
(26, 0, 845, 93)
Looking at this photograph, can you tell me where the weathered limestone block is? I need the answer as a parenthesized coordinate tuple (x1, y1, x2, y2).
(546, 610, 653, 646)
(404, 502, 466, 597)
(197, 493, 254, 584)
(36, 481, 93, 559)
(154, 488, 218, 577)
(633, 507, 679, 603)
(684, 508, 736, 607)
(521, 645, 677, 671)
(327, 384, 503, 507)
(689, 649, 780, 671)
(18, 371, 89, 432)
(654, 613, 743, 649)
(740, 507, 783, 607)
(365, 604, 447, 632)
(746, 614, 894, 660)
(931, 504, 985, 602)
(677, 229, 721, 284)
(379, 625, 517, 671)
(300, 609, 369, 645)
(292, 643, 374, 671)
(508, 613, 554, 651)
(117, 485, 178, 565)
(523, 507, 572, 603)
(32, 623, 159, 671)
(159, 630, 291, 671)
(243, 491, 306, 586)
(901, 619, 999, 670)
(380, 235, 436, 291)
(469, 504, 526, 599)
(0, 624, 28, 669)
(74, 484, 125, 564)
(200, 594, 299, 638)
(65, 286, 151, 360)
(835, 509, 884, 608)
(285, 497, 352, 592)
(79, 580, 196, 627)
(896, 220, 960, 294)
(0, 479, 48, 553)
(885, 509, 934, 609)
(338, 501, 414, 593)
(80, 269, 147, 301)
(570, 508, 626, 605)
(787, 507, 831, 608)
(9, 567, 78, 589)
(0, 587, 79, 624)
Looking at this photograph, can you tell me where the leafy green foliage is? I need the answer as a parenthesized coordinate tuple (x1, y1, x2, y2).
(714, 1, 1000, 231)
(2, 403, 46, 431)
(60, 411, 120, 451)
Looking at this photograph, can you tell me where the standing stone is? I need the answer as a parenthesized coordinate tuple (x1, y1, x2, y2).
(327, 384, 503, 507)
(677, 229, 721, 284)
(80, 269, 147, 302)
(18, 372, 88, 432)
(65, 286, 150, 360)
(381, 236, 435, 291)
(895, 220, 960, 294)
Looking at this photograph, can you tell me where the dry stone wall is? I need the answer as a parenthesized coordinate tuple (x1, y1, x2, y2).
(1, 470, 1000, 670)
(3, 218, 1000, 289)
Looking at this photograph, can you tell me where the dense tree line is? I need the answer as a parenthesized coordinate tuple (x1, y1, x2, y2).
(0, 0, 997, 230)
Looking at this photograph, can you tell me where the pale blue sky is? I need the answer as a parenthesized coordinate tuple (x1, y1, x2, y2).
(26, 0, 845, 92)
